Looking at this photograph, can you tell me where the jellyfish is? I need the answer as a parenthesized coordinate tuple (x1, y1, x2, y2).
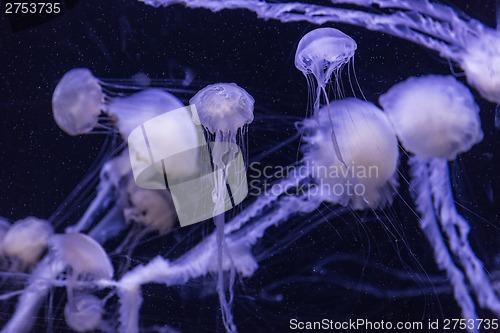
(3, 233, 113, 333)
(295, 28, 358, 164)
(379, 75, 499, 331)
(52, 68, 189, 138)
(189, 82, 255, 333)
(142, 0, 500, 103)
(1, 217, 53, 271)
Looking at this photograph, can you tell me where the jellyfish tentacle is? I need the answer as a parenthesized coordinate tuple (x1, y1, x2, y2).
(409, 158, 479, 331)
(430, 159, 500, 318)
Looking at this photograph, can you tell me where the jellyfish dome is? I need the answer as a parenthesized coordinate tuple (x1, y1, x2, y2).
(52, 68, 104, 136)
(379, 75, 483, 160)
(295, 28, 357, 86)
(189, 82, 254, 134)
(301, 98, 399, 210)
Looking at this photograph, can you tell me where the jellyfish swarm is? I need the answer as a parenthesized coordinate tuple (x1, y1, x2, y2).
(295, 27, 357, 164)
(142, 0, 500, 104)
(189, 83, 254, 333)
(52, 68, 190, 241)
(380, 75, 499, 331)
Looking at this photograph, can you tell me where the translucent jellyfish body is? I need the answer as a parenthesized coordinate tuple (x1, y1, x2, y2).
(295, 27, 357, 88)
(2, 217, 53, 270)
(189, 82, 255, 333)
(379, 75, 483, 160)
(49, 233, 113, 332)
(52, 68, 103, 136)
(302, 98, 398, 209)
(380, 75, 500, 328)
(190, 82, 254, 135)
(52, 68, 190, 142)
(295, 27, 358, 164)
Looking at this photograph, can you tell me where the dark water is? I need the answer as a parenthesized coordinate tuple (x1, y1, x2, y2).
(0, 0, 499, 332)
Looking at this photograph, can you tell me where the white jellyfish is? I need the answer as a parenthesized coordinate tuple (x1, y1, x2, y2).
(144, 0, 500, 103)
(295, 27, 357, 164)
(380, 74, 499, 331)
(2, 217, 53, 271)
(52, 68, 188, 139)
(301, 98, 399, 210)
(189, 82, 255, 333)
(3, 233, 113, 333)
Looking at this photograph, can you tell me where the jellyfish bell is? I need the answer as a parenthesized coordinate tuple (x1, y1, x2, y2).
(2, 216, 54, 270)
(379, 75, 483, 160)
(107, 88, 185, 139)
(301, 98, 399, 210)
(190, 82, 254, 170)
(458, 31, 500, 104)
(190, 82, 254, 135)
(124, 177, 177, 235)
(295, 27, 358, 166)
(52, 68, 104, 136)
(52, 68, 194, 140)
(48, 232, 114, 281)
(295, 27, 357, 88)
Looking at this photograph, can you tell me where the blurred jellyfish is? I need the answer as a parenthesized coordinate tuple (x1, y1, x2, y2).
(143, 0, 500, 103)
(3, 233, 113, 333)
(1, 217, 53, 272)
(301, 98, 398, 210)
(52, 68, 187, 138)
(380, 75, 499, 330)
(53, 69, 190, 250)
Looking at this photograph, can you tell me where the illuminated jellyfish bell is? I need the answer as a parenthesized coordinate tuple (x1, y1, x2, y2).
(52, 68, 103, 136)
(48, 233, 113, 332)
(379, 75, 500, 324)
(2, 217, 53, 270)
(52, 68, 187, 140)
(379, 75, 483, 160)
(301, 98, 399, 209)
(295, 27, 357, 106)
(190, 83, 254, 138)
(295, 28, 357, 164)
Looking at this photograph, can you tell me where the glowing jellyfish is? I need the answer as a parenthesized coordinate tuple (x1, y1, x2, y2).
(295, 27, 357, 108)
(301, 98, 399, 210)
(3, 1, 500, 332)
(3, 233, 113, 333)
(52, 68, 187, 139)
(295, 28, 357, 164)
(53, 69, 193, 248)
(189, 82, 255, 333)
(380, 75, 500, 330)
(52, 68, 104, 136)
(2, 217, 53, 271)
(144, 0, 500, 103)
